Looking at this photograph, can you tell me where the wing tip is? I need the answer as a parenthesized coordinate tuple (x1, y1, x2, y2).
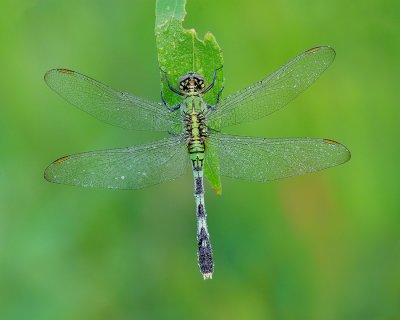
(44, 69, 54, 82)
(43, 165, 54, 183)
(43, 155, 71, 183)
(44, 68, 75, 82)
(305, 45, 335, 53)
(323, 138, 351, 164)
(305, 46, 336, 61)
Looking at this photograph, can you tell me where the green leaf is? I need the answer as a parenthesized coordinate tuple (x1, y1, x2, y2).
(155, 0, 223, 194)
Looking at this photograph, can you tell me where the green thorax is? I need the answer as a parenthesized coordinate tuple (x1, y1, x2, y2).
(181, 95, 208, 114)
(182, 96, 208, 162)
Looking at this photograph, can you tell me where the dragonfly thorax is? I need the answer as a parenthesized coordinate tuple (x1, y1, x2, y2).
(179, 72, 205, 95)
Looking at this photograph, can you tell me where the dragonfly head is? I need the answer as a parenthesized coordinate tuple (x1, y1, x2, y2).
(179, 72, 205, 95)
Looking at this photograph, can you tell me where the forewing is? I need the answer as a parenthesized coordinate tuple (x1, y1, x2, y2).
(207, 133, 350, 182)
(207, 46, 335, 129)
(45, 69, 180, 132)
(44, 137, 188, 189)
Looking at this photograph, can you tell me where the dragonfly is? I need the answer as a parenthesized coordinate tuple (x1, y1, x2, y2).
(44, 46, 351, 280)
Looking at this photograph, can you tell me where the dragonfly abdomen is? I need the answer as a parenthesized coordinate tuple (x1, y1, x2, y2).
(193, 164, 214, 279)
(184, 110, 213, 279)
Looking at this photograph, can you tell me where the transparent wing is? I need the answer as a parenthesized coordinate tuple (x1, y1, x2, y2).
(45, 69, 180, 131)
(207, 46, 335, 128)
(207, 133, 350, 181)
(44, 137, 188, 189)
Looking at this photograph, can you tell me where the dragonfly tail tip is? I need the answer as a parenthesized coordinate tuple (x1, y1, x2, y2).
(202, 272, 213, 280)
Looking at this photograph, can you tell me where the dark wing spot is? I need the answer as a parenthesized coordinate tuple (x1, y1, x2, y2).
(323, 139, 338, 145)
(54, 155, 70, 164)
(305, 47, 321, 54)
(58, 69, 75, 74)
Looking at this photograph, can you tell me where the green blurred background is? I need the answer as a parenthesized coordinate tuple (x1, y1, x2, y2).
(0, 0, 399, 319)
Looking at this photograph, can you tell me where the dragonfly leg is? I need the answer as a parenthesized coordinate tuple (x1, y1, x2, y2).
(206, 86, 224, 111)
(167, 131, 180, 137)
(161, 91, 181, 111)
(207, 127, 221, 134)
(160, 67, 184, 96)
(215, 86, 224, 107)
(202, 65, 223, 95)
(202, 69, 217, 94)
